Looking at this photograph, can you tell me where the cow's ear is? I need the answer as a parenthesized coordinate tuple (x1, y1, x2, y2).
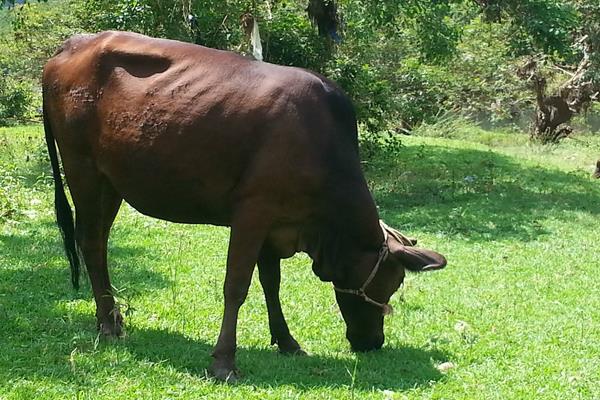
(388, 240, 447, 272)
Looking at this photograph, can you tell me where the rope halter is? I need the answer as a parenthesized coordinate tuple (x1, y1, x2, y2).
(333, 220, 414, 316)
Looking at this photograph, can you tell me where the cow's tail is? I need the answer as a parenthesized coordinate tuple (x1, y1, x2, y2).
(43, 101, 81, 290)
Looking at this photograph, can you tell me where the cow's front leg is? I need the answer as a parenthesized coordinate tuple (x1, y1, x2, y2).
(258, 245, 306, 355)
(210, 202, 271, 383)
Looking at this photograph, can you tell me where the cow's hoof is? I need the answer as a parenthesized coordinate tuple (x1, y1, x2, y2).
(97, 310, 124, 337)
(281, 347, 308, 356)
(210, 361, 240, 383)
(276, 336, 307, 356)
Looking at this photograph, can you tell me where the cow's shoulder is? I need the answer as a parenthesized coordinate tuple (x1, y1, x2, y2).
(291, 67, 358, 147)
(265, 66, 354, 114)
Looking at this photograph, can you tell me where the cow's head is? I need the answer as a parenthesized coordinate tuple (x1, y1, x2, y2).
(311, 221, 446, 352)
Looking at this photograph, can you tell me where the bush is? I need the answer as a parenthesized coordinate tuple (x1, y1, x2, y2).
(0, 0, 84, 124)
(78, 0, 192, 42)
(0, 76, 38, 125)
(391, 62, 448, 130)
(326, 56, 394, 132)
(0, 36, 40, 125)
(263, 10, 331, 71)
(427, 18, 533, 127)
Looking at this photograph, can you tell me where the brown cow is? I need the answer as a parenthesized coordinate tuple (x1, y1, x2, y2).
(43, 31, 446, 382)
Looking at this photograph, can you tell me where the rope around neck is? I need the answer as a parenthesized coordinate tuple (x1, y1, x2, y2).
(333, 221, 396, 316)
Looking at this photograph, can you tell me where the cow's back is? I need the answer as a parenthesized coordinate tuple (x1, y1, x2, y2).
(43, 31, 361, 226)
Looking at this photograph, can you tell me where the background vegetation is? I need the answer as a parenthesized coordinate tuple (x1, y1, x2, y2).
(1, 0, 599, 135)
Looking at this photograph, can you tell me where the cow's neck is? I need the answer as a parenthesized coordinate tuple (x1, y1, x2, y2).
(328, 176, 382, 247)
(304, 176, 383, 284)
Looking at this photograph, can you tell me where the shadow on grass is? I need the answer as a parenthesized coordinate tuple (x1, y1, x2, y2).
(366, 142, 600, 242)
(0, 259, 447, 392)
(0, 220, 169, 290)
(115, 326, 448, 391)
(0, 221, 447, 392)
(0, 220, 168, 338)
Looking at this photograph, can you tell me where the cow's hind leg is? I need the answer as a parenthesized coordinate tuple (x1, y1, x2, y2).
(71, 173, 123, 336)
(258, 245, 306, 355)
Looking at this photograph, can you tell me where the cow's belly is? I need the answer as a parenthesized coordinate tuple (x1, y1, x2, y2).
(95, 125, 244, 225)
(116, 177, 234, 225)
(109, 168, 235, 225)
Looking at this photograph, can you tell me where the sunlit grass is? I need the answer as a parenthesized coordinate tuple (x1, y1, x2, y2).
(1, 124, 600, 399)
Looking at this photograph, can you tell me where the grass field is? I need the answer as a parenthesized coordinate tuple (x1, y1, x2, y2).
(1, 124, 600, 399)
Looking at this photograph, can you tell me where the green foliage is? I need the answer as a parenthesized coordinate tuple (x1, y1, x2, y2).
(476, 0, 579, 58)
(326, 56, 394, 132)
(263, 9, 331, 71)
(439, 18, 532, 125)
(0, 0, 85, 124)
(577, 0, 600, 86)
(358, 130, 404, 161)
(78, 0, 331, 69)
(78, 0, 249, 48)
(405, 2, 462, 63)
(411, 112, 482, 139)
(0, 27, 39, 125)
(0, 0, 599, 132)
(0, 75, 38, 124)
(9, 0, 83, 75)
(320, 0, 463, 131)
(352, 0, 462, 62)
(329, 58, 447, 132)
(391, 62, 448, 129)
(2, 0, 47, 5)
(79, 0, 191, 43)
(80, 0, 165, 36)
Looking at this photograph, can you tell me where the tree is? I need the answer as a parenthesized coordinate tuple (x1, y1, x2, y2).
(474, 0, 600, 143)
(2, 0, 599, 135)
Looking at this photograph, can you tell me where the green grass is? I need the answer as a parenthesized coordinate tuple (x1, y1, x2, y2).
(1, 124, 600, 399)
